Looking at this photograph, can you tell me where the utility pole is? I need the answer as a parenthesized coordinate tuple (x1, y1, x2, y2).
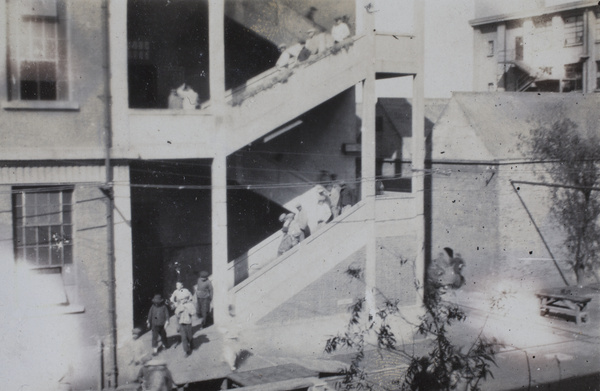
(102, 0, 118, 387)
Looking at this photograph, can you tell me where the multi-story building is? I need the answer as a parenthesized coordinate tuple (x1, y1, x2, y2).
(471, 0, 600, 93)
(1, 0, 424, 389)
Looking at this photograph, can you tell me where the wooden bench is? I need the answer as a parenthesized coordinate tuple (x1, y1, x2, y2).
(536, 288, 592, 324)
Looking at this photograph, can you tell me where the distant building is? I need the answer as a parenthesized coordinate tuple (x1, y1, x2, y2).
(471, 0, 599, 93)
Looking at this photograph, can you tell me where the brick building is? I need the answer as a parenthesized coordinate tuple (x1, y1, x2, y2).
(429, 92, 600, 296)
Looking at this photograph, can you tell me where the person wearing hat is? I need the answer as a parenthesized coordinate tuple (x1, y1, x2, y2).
(147, 294, 170, 355)
(136, 358, 174, 391)
(195, 271, 213, 328)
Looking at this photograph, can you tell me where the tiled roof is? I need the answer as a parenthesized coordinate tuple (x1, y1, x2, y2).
(432, 92, 600, 162)
(377, 98, 450, 138)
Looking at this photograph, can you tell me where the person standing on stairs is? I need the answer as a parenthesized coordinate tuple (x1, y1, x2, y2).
(277, 213, 295, 256)
(295, 203, 311, 240)
(316, 193, 332, 231)
(332, 16, 351, 43)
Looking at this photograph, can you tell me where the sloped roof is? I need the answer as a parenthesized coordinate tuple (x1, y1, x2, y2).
(377, 98, 450, 138)
(431, 92, 600, 162)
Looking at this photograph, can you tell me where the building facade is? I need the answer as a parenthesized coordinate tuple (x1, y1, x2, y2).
(471, 0, 600, 93)
(1, 0, 425, 389)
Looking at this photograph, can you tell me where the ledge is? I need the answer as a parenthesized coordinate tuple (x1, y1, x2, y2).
(2, 100, 80, 111)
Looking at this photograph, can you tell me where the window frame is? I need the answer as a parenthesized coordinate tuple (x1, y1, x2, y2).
(13, 186, 74, 269)
(487, 40, 494, 57)
(563, 14, 584, 47)
(6, 0, 72, 104)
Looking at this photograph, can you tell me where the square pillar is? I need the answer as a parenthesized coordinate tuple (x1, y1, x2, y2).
(211, 152, 229, 326)
(209, 0, 225, 111)
(412, 0, 425, 301)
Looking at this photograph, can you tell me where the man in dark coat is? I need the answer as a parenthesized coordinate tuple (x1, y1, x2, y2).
(195, 271, 213, 328)
(147, 294, 170, 355)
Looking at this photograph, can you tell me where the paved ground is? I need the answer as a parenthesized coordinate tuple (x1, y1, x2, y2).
(117, 285, 600, 390)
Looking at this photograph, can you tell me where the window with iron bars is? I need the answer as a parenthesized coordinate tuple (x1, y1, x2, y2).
(13, 187, 73, 267)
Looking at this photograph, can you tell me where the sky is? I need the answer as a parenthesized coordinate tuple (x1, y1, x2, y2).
(375, 0, 475, 99)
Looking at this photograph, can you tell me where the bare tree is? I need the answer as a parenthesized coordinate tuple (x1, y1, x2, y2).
(525, 118, 600, 285)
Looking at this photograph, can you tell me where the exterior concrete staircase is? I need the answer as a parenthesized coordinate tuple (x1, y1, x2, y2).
(228, 200, 370, 324)
(220, 35, 369, 155)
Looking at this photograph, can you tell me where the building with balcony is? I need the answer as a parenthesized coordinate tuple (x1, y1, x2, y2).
(1, 0, 425, 389)
(471, 0, 600, 93)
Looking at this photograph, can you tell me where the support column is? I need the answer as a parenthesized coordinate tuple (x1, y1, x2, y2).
(209, 0, 225, 111)
(359, 1, 377, 299)
(412, 0, 426, 302)
(584, 10, 596, 93)
(211, 151, 229, 326)
(496, 23, 506, 90)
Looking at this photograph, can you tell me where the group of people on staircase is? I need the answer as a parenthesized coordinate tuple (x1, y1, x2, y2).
(277, 177, 355, 257)
(276, 16, 351, 70)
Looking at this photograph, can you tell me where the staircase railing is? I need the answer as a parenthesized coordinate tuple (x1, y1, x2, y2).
(230, 199, 370, 323)
(227, 199, 366, 289)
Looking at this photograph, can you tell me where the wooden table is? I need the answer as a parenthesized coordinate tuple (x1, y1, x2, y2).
(226, 363, 319, 388)
(536, 288, 592, 324)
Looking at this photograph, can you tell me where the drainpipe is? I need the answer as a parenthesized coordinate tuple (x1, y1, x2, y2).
(101, 0, 118, 387)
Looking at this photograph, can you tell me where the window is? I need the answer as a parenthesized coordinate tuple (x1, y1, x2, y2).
(13, 187, 73, 267)
(7, 0, 69, 101)
(563, 62, 583, 92)
(128, 40, 151, 61)
(515, 36, 523, 61)
(564, 15, 584, 46)
(487, 40, 494, 57)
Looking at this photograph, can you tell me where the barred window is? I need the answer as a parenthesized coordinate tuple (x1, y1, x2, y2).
(7, 0, 70, 101)
(563, 63, 583, 92)
(564, 15, 584, 46)
(13, 187, 73, 267)
(128, 40, 151, 61)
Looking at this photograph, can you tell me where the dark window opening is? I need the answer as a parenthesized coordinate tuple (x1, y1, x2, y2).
(563, 62, 583, 92)
(515, 36, 523, 61)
